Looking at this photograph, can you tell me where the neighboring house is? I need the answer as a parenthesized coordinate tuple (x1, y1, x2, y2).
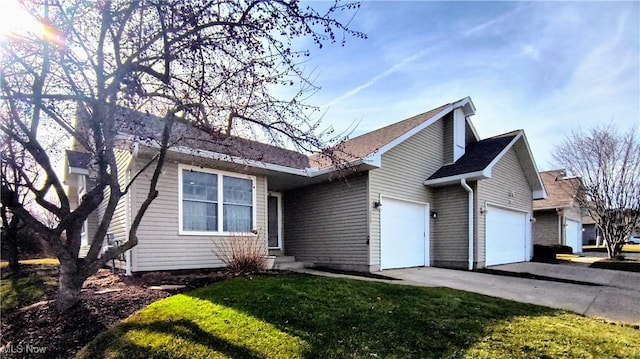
(582, 211, 640, 246)
(64, 97, 546, 274)
(532, 170, 583, 253)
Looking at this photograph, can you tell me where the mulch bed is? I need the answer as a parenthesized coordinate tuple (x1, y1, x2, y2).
(1, 266, 233, 358)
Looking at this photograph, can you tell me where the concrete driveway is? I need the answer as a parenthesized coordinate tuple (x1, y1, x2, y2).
(378, 263, 640, 325)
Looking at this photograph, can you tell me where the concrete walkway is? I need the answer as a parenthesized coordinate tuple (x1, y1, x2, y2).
(297, 264, 640, 325)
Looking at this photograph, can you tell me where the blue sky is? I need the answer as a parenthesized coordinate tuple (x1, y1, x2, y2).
(300, 1, 639, 170)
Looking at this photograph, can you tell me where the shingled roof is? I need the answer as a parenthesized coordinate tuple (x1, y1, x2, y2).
(309, 103, 452, 168)
(66, 150, 92, 170)
(427, 131, 521, 180)
(533, 169, 581, 210)
(98, 107, 311, 170)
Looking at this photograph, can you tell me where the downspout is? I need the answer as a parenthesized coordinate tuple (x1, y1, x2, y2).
(125, 167, 133, 276)
(460, 179, 474, 270)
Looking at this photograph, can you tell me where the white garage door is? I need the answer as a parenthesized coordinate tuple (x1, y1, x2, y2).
(380, 198, 429, 270)
(485, 206, 527, 266)
(565, 220, 582, 253)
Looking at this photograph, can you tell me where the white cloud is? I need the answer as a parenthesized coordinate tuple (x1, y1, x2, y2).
(307, 1, 638, 170)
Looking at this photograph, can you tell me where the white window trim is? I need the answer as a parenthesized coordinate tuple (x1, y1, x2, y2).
(178, 164, 257, 236)
(267, 192, 283, 249)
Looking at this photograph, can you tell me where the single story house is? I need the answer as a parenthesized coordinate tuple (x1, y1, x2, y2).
(65, 97, 546, 274)
(533, 170, 583, 253)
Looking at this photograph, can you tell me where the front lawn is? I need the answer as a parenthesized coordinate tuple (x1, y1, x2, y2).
(0, 257, 60, 268)
(0, 260, 59, 312)
(583, 245, 640, 253)
(80, 274, 640, 358)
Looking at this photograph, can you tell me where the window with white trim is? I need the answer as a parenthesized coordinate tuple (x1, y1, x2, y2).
(180, 165, 255, 234)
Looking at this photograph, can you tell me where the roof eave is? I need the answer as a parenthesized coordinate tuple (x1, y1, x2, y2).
(68, 166, 89, 175)
(122, 135, 312, 177)
(125, 135, 379, 178)
(423, 169, 489, 187)
(307, 157, 379, 177)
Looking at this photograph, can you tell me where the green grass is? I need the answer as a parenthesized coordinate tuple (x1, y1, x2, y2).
(79, 274, 640, 358)
(0, 258, 59, 312)
(0, 258, 60, 268)
(0, 273, 58, 312)
(583, 245, 640, 253)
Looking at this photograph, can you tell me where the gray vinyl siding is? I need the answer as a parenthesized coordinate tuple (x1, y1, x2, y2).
(564, 205, 582, 222)
(533, 211, 560, 245)
(432, 185, 469, 269)
(283, 173, 369, 271)
(534, 203, 581, 247)
(368, 120, 443, 270)
(92, 149, 131, 268)
(132, 157, 268, 272)
(477, 146, 534, 267)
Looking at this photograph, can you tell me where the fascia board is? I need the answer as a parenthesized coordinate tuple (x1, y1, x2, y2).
(452, 96, 476, 116)
(168, 145, 312, 177)
(68, 166, 89, 175)
(423, 170, 488, 186)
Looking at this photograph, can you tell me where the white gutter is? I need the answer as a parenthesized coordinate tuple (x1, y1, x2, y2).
(118, 134, 380, 179)
(423, 170, 489, 186)
(460, 179, 474, 270)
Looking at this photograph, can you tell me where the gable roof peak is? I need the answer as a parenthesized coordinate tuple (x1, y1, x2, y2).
(309, 97, 476, 168)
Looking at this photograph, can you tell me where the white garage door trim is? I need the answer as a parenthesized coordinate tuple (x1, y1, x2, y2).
(485, 204, 529, 266)
(380, 196, 429, 270)
(565, 219, 582, 253)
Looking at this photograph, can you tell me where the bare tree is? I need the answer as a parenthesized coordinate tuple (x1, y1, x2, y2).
(0, 0, 364, 310)
(553, 125, 640, 258)
(1, 130, 33, 273)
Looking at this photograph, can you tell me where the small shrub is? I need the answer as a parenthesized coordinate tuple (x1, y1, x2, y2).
(548, 244, 573, 254)
(533, 244, 574, 263)
(212, 233, 268, 273)
(533, 244, 556, 263)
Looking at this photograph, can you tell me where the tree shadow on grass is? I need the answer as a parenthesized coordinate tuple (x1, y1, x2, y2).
(184, 274, 561, 358)
(79, 318, 263, 359)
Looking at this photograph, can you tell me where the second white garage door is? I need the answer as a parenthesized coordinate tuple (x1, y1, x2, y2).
(565, 219, 582, 253)
(380, 197, 429, 270)
(485, 205, 527, 266)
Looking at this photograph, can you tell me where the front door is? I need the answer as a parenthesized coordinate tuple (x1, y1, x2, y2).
(268, 193, 282, 249)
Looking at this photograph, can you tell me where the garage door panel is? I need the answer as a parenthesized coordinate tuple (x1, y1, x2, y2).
(380, 198, 429, 270)
(486, 206, 527, 266)
(566, 220, 582, 253)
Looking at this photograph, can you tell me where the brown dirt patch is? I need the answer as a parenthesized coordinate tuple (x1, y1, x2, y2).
(1, 266, 232, 358)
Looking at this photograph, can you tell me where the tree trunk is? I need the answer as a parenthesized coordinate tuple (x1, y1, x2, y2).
(1, 207, 21, 274)
(7, 232, 20, 273)
(56, 259, 85, 311)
